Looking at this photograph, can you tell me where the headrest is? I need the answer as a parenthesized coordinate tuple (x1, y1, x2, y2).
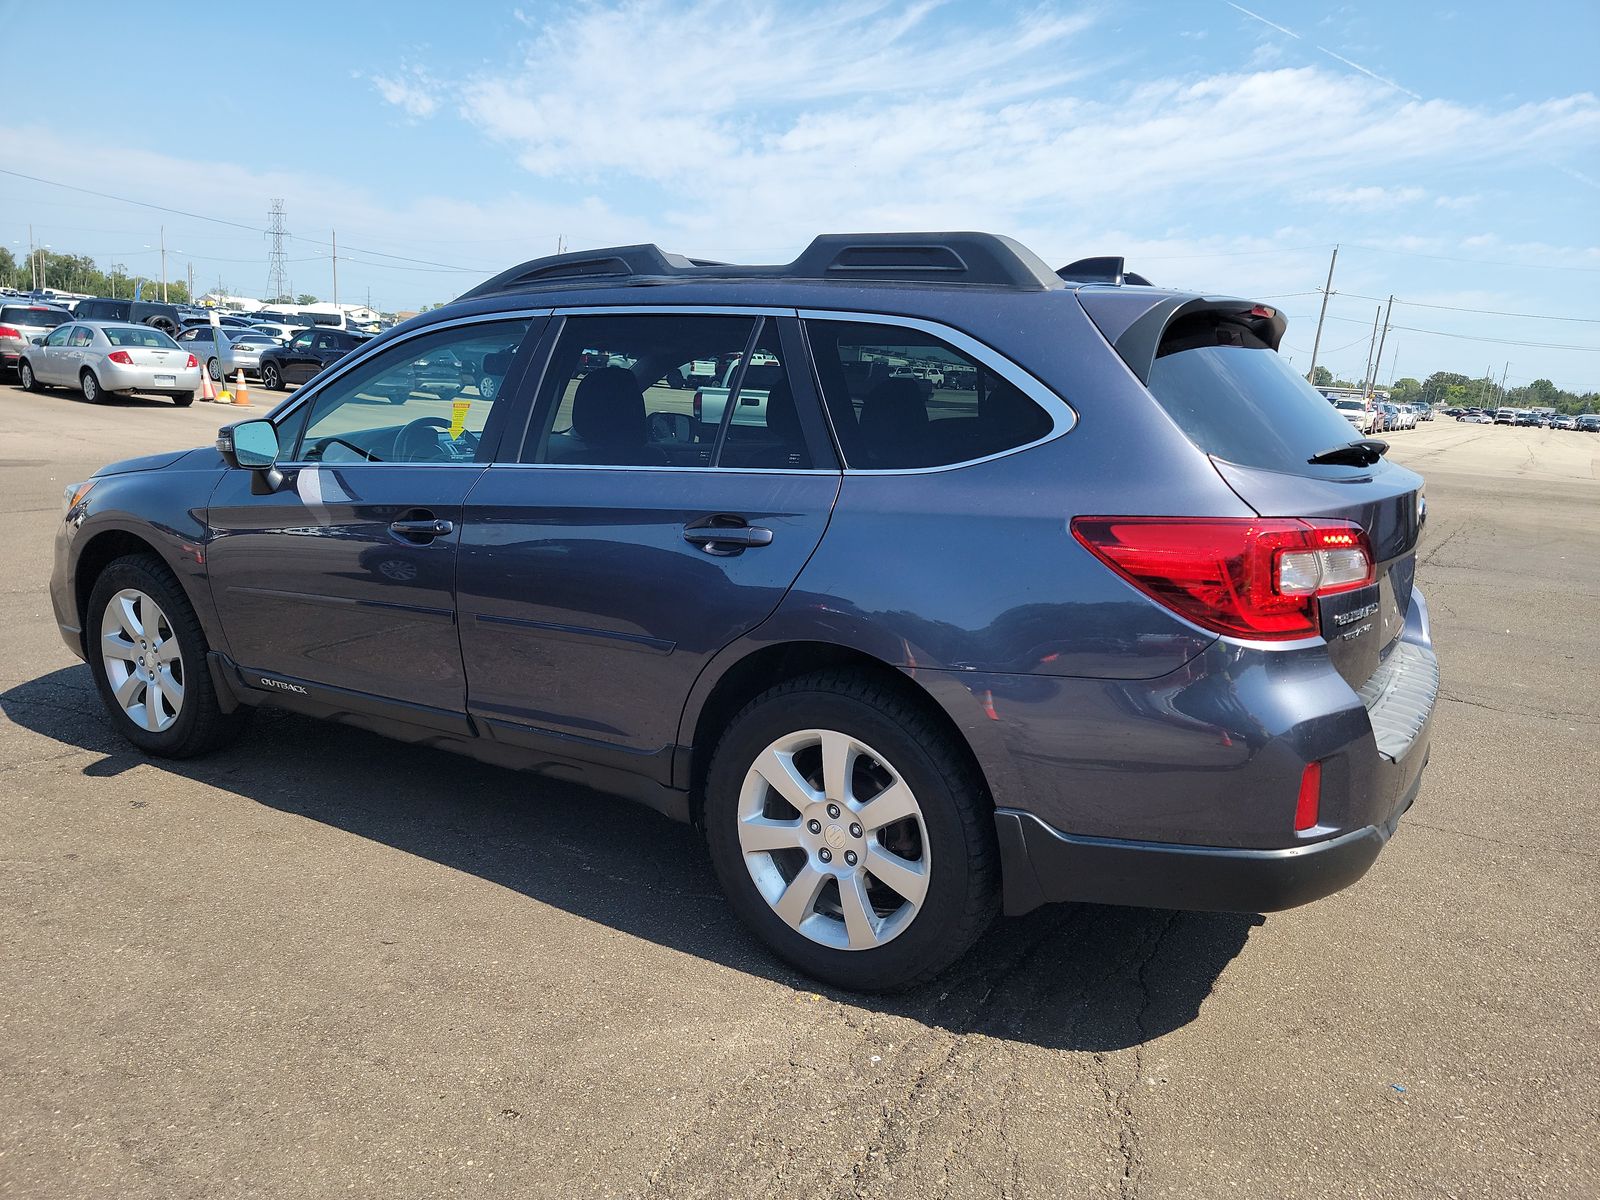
(572, 366, 645, 443)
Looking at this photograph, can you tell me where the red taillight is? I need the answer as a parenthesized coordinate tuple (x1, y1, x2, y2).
(0, 325, 19, 339)
(185, 354, 198, 369)
(1294, 761, 1323, 831)
(692, 390, 703, 420)
(1070, 517, 1375, 641)
(107, 350, 134, 365)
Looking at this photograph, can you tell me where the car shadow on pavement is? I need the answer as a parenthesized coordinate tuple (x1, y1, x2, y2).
(2, 665, 1262, 1054)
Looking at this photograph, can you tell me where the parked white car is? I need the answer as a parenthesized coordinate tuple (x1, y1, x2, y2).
(17, 321, 200, 405)
(1331, 396, 1378, 434)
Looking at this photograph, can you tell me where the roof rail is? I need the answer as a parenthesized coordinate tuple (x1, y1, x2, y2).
(1056, 256, 1154, 287)
(454, 232, 1063, 301)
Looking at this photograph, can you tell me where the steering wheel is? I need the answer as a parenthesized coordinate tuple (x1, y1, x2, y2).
(394, 416, 452, 462)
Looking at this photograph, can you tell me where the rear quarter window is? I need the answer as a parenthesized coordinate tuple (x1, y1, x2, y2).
(1146, 314, 1377, 475)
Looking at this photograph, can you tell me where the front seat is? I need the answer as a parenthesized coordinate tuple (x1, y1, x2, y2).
(744, 378, 809, 468)
(549, 365, 668, 466)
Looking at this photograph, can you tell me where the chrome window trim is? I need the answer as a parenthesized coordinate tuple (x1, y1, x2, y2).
(797, 308, 1078, 475)
(550, 304, 795, 318)
(267, 308, 552, 469)
(481, 462, 837, 476)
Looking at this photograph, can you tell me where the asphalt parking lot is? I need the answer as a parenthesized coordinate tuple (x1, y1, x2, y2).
(1, 391, 1596, 1199)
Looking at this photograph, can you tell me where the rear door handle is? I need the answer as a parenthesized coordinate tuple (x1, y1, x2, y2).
(683, 524, 773, 551)
(390, 518, 454, 539)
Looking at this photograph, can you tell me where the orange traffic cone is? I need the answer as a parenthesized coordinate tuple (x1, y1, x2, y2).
(232, 369, 251, 408)
(198, 366, 216, 403)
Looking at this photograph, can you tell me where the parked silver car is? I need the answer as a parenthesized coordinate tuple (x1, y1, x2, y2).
(173, 324, 251, 382)
(17, 321, 200, 405)
(222, 332, 279, 378)
(0, 303, 73, 376)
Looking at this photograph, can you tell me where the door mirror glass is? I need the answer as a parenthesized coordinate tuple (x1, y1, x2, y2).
(648, 411, 694, 444)
(232, 420, 280, 468)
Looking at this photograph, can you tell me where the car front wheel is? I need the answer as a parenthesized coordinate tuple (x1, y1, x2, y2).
(260, 362, 282, 390)
(86, 555, 248, 757)
(703, 670, 999, 991)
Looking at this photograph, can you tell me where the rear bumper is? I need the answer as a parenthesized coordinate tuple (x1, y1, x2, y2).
(995, 759, 1423, 915)
(101, 361, 201, 393)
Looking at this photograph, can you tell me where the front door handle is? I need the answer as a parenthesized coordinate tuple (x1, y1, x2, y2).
(390, 517, 454, 539)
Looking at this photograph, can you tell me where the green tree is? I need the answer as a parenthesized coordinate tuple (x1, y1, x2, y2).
(1421, 371, 1470, 405)
(1311, 365, 1334, 387)
(1389, 377, 1423, 406)
(295, 293, 318, 305)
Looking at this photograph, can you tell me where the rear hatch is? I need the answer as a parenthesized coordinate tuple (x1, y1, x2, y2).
(1078, 291, 1423, 693)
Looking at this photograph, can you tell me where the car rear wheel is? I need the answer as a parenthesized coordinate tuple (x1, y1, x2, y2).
(703, 670, 999, 991)
(260, 362, 282, 390)
(80, 369, 103, 403)
(173, 393, 195, 407)
(207, 357, 222, 382)
(19, 361, 41, 391)
(86, 555, 248, 758)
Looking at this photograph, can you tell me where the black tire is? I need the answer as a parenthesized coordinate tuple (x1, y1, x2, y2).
(703, 670, 999, 992)
(260, 362, 282, 391)
(173, 394, 195, 407)
(85, 554, 249, 758)
(19, 360, 41, 391)
(207, 357, 222, 382)
(81, 369, 104, 404)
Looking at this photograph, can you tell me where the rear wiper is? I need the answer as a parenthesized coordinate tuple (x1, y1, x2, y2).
(1308, 438, 1387, 466)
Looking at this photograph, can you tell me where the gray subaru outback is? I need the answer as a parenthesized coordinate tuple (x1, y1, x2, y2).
(50, 233, 1436, 990)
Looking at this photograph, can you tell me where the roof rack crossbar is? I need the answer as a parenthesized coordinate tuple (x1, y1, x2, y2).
(455, 232, 1063, 301)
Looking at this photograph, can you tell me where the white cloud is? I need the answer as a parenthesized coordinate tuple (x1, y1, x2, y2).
(368, 68, 441, 119)
(1318, 185, 1429, 211)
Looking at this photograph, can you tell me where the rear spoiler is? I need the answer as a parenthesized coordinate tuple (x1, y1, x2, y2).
(1074, 291, 1288, 385)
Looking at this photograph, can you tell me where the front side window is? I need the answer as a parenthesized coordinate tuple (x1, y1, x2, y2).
(69, 326, 96, 348)
(288, 332, 315, 351)
(806, 320, 1053, 469)
(44, 325, 74, 347)
(292, 319, 531, 465)
(524, 313, 760, 468)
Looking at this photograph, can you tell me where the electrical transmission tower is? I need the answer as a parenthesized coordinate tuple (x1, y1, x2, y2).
(266, 199, 290, 301)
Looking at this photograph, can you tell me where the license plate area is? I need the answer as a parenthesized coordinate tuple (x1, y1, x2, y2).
(154, 374, 176, 386)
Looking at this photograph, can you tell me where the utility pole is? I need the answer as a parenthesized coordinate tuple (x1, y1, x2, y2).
(186, 262, 195, 303)
(1306, 245, 1338, 384)
(266, 200, 289, 301)
(331, 230, 338, 310)
(1497, 362, 1510, 405)
(1360, 305, 1382, 396)
(1370, 295, 1394, 393)
(160, 225, 168, 302)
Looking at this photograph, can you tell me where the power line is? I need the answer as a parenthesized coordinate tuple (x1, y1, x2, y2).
(1328, 290, 1599, 323)
(0, 166, 489, 275)
(1343, 241, 1600, 274)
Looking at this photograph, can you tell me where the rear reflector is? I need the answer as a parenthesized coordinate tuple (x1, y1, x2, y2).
(1295, 761, 1323, 831)
(1070, 516, 1375, 640)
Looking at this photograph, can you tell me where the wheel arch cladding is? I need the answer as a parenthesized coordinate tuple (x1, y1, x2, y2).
(684, 641, 994, 827)
(74, 531, 178, 651)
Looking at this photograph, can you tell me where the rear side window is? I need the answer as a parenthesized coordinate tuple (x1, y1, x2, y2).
(525, 313, 761, 468)
(806, 320, 1053, 469)
(1146, 313, 1374, 473)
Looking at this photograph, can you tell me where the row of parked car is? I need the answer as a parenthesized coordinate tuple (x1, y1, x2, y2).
(1, 295, 381, 405)
(1443, 406, 1599, 430)
(1323, 392, 1433, 436)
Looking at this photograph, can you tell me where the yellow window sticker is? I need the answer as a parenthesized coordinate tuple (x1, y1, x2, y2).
(450, 399, 471, 440)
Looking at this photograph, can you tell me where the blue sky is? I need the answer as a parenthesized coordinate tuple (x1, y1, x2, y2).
(3, 0, 1596, 390)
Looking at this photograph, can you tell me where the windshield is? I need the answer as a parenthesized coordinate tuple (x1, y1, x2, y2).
(103, 326, 179, 348)
(1147, 332, 1376, 474)
(1334, 399, 1365, 412)
(2, 306, 71, 328)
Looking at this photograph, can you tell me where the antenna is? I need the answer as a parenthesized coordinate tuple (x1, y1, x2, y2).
(266, 199, 290, 301)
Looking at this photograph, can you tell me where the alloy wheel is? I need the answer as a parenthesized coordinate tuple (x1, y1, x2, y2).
(99, 588, 184, 733)
(737, 729, 930, 951)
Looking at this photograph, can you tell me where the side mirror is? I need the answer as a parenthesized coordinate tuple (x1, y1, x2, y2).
(217, 420, 284, 490)
(649, 412, 694, 445)
(31, 336, 44, 345)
